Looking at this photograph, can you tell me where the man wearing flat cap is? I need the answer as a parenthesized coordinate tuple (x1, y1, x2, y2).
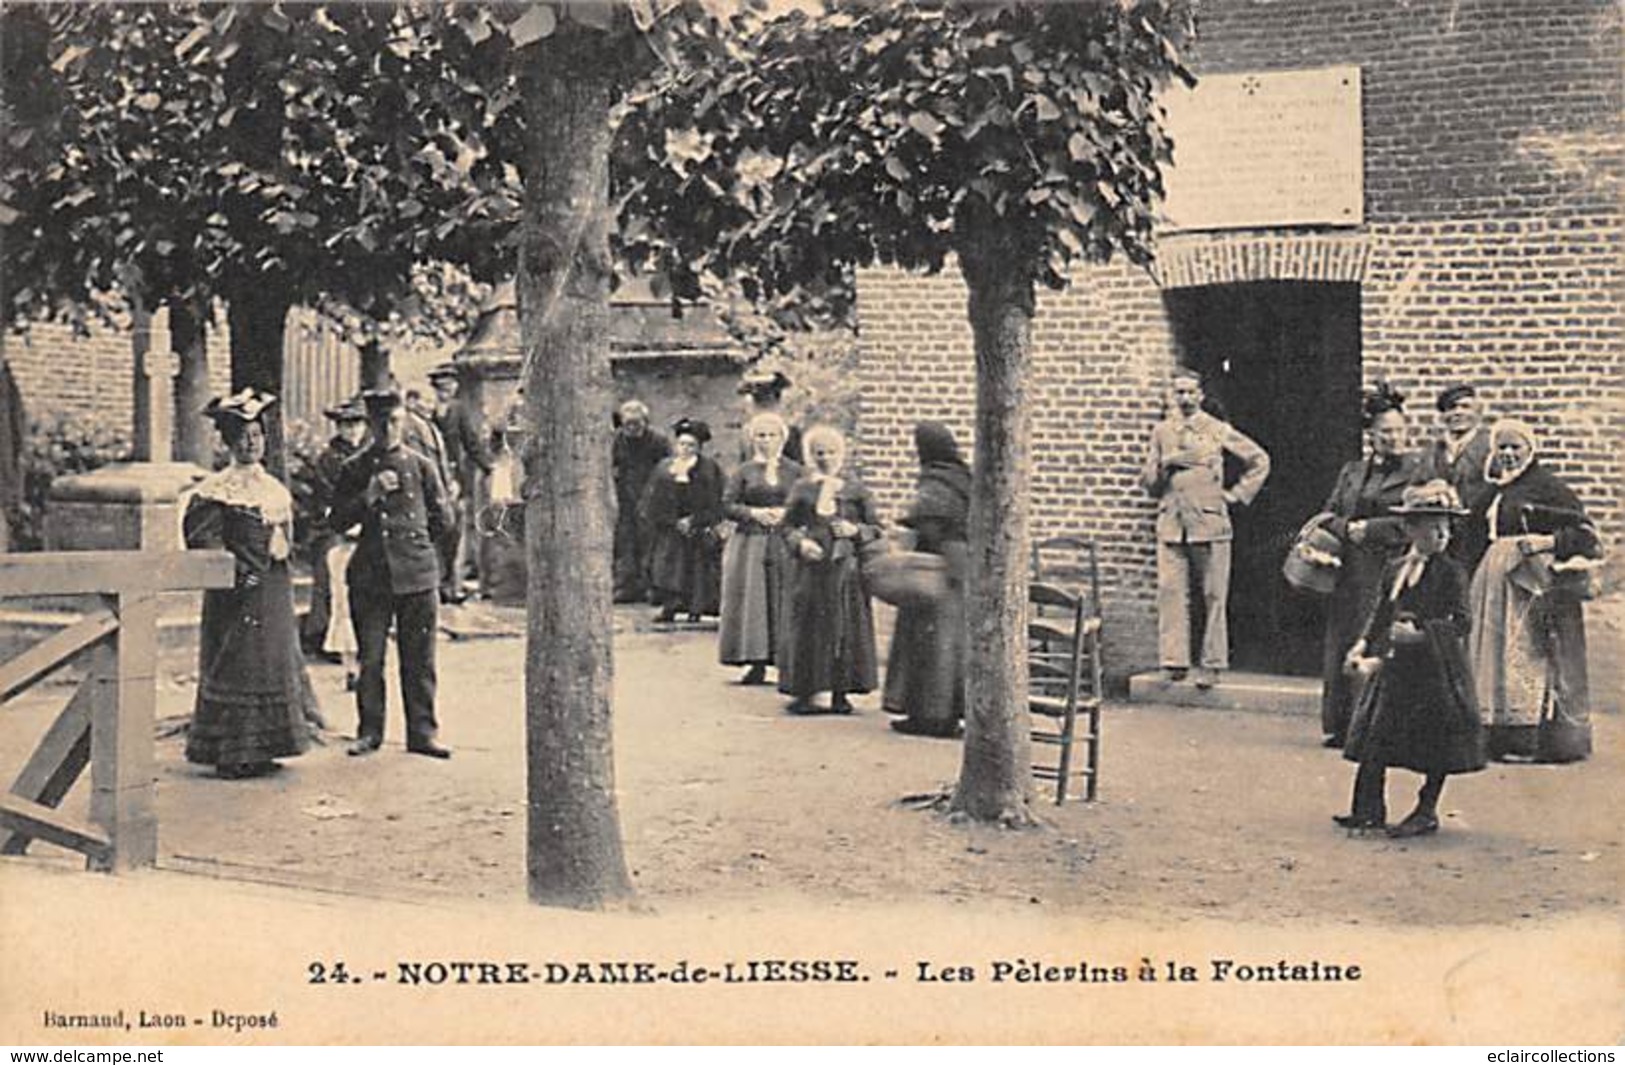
(329, 388, 455, 759)
(428, 361, 492, 603)
(1423, 383, 1492, 567)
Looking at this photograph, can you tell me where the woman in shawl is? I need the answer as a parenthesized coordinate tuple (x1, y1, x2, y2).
(183, 390, 316, 779)
(640, 417, 725, 623)
(779, 425, 882, 715)
(1318, 383, 1427, 748)
(1337, 481, 1486, 838)
(718, 412, 803, 684)
(1467, 419, 1603, 763)
(883, 421, 973, 737)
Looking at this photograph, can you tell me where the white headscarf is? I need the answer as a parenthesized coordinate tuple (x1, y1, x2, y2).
(746, 411, 788, 487)
(802, 425, 847, 517)
(1484, 418, 1537, 487)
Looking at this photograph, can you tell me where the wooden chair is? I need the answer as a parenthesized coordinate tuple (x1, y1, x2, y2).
(1028, 537, 1104, 802)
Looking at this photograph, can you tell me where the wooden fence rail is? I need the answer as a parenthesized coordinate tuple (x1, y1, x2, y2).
(0, 550, 233, 871)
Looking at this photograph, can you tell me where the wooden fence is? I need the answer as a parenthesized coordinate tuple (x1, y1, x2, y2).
(0, 550, 233, 871)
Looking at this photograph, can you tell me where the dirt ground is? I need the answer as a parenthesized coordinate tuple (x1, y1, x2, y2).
(3, 603, 1618, 927)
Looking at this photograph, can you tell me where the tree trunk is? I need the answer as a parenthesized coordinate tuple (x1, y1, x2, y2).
(951, 237, 1038, 826)
(169, 297, 212, 466)
(225, 280, 292, 480)
(359, 337, 390, 391)
(516, 27, 633, 909)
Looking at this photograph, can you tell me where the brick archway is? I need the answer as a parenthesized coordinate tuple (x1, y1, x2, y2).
(1153, 232, 1372, 290)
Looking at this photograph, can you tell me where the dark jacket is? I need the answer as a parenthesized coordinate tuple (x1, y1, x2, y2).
(329, 442, 453, 596)
(1477, 460, 1601, 562)
(1344, 553, 1485, 776)
(435, 398, 493, 493)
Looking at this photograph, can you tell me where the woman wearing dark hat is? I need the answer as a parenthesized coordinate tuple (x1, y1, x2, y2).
(1467, 419, 1603, 763)
(883, 421, 972, 737)
(640, 417, 726, 623)
(1337, 480, 1486, 838)
(1317, 382, 1426, 748)
(778, 424, 882, 715)
(737, 368, 803, 464)
(183, 390, 317, 779)
(718, 411, 803, 683)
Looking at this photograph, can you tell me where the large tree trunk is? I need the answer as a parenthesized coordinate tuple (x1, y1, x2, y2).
(225, 280, 292, 480)
(951, 237, 1037, 826)
(169, 297, 212, 466)
(516, 27, 633, 909)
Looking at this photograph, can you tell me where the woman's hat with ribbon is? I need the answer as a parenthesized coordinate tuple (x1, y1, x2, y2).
(1392, 479, 1468, 517)
(203, 388, 277, 427)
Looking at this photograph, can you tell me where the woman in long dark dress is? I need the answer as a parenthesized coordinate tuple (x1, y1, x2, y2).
(718, 412, 802, 684)
(183, 391, 315, 779)
(883, 421, 972, 737)
(1467, 419, 1603, 763)
(1338, 481, 1486, 838)
(640, 418, 725, 623)
(1319, 383, 1426, 747)
(779, 425, 882, 715)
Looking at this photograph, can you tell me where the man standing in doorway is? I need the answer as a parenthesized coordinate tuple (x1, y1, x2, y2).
(1141, 368, 1271, 689)
(1423, 383, 1493, 568)
(330, 388, 455, 759)
(428, 361, 493, 603)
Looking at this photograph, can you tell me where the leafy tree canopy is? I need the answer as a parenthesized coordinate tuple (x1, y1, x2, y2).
(616, 0, 1194, 321)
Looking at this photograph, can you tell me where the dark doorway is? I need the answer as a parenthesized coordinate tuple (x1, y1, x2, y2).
(1162, 281, 1363, 676)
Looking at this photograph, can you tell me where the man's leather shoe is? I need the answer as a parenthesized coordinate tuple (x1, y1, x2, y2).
(347, 736, 382, 757)
(407, 741, 453, 760)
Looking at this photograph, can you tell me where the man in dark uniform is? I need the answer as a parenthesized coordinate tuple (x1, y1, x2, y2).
(428, 361, 493, 603)
(612, 399, 671, 603)
(330, 388, 454, 759)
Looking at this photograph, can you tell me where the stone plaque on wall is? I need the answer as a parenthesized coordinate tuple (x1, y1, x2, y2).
(1160, 65, 1363, 231)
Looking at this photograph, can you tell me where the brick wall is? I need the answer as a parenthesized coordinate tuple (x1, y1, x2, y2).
(855, 0, 1624, 676)
(2, 316, 234, 433)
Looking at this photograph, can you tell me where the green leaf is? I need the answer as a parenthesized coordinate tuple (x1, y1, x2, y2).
(174, 24, 210, 59)
(906, 111, 944, 144)
(565, 2, 617, 31)
(508, 5, 559, 48)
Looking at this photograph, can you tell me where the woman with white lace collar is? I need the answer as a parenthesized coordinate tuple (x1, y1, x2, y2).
(182, 390, 316, 780)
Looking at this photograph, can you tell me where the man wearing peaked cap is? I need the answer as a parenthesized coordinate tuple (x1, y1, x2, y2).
(1422, 382, 1492, 568)
(301, 395, 372, 660)
(328, 386, 455, 760)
